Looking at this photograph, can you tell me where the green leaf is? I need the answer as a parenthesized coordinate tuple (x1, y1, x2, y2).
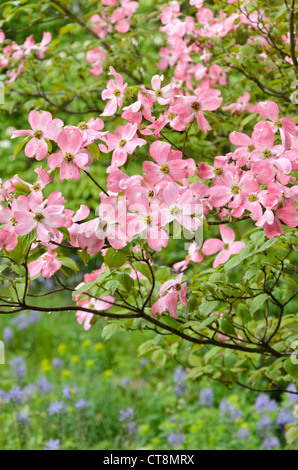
(13, 183, 30, 195)
(220, 318, 236, 336)
(249, 294, 269, 315)
(105, 280, 120, 294)
(75, 280, 98, 295)
(8, 231, 36, 264)
(197, 315, 218, 330)
(87, 142, 100, 159)
(13, 136, 31, 160)
(199, 300, 219, 317)
(57, 256, 79, 272)
(105, 248, 128, 269)
(132, 261, 152, 280)
(117, 272, 134, 292)
(78, 250, 90, 266)
(102, 323, 122, 341)
(285, 359, 298, 378)
(57, 227, 70, 241)
(151, 349, 167, 368)
(138, 339, 154, 356)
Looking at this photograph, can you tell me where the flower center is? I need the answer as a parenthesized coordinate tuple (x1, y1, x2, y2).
(214, 167, 223, 176)
(148, 190, 154, 198)
(138, 123, 146, 130)
(34, 212, 45, 222)
(248, 194, 258, 202)
(10, 216, 16, 226)
(170, 205, 181, 216)
(118, 139, 127, 148)
(248, 144, 255, 152)
(98, 220, 108, 232)
(274, 120, 282, 128)
(168, 112, 176, 121)
(145, 215, 152, 226)
(263, 149, 272, 158)
(231, 185, 240, 195)
(191, 102, 201, 112)
(63, 152, 74, 163)
(33, 130, 43, 139)
(175, 283, 182, 291)
(32, 182, 41, 191)
(154, 89, 163, 97)
(223, 243, 229, 250)
(78, 122, 88, 130)
(113, 88, 121, 97)
(160, 164, 170, 174)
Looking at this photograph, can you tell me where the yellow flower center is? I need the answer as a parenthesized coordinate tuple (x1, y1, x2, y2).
(160, 164, 170, 174)
(170, 206, 181, 217)
(118, 139, 127, 148)
(154, 89, 163, 97)
(33, 130, 43, 139)
(34, 212, 45, 222)
(231, 185, 240, 195)
(168, 112, 176, 121)
(63, 152, 74, 163)
(191, 102, 201, 112)
(263, 149, 272, 158)
(78, 122, 88, 130)
(32, 182, 41, 191)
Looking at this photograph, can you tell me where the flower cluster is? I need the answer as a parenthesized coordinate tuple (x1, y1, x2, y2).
(0, 32, 51, 84)
(0, 0, 297, 328)
(91, 0, 138, 38)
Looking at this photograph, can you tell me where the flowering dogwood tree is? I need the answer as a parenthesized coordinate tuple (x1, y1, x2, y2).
(0, 0, 298, 397)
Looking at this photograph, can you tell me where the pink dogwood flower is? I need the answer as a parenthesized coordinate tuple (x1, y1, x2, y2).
(48, 128, 91, 182)
(147, 74, 175, 105)
(143, 141, 196, 184)
(11, 110, 63, 161)
(106, 122, 146, 168)
(151, 273, 187, 318)
(111, 0, 139, 33)
(122, 91, 154, 125)
(76, 117, 107, 146)
(175, 89, 222, 133)
(256, 100, 297, 142)
(256, 201, 298, 238)
(250, 126, 291, 184)
(101, 66, 127, 116)
(86, 47, 106, 77)
(76, 296, 115, 331)
(222, 92, 257, 115)
(14, 196, 66, 243)
(163, 182, 202, 233)
(173, 241, 204, 271)
(0, 196, 30, 251)
(202, 226, 245, 268)
(28, 251, 61, 278)
(125, 192, 169, 251)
